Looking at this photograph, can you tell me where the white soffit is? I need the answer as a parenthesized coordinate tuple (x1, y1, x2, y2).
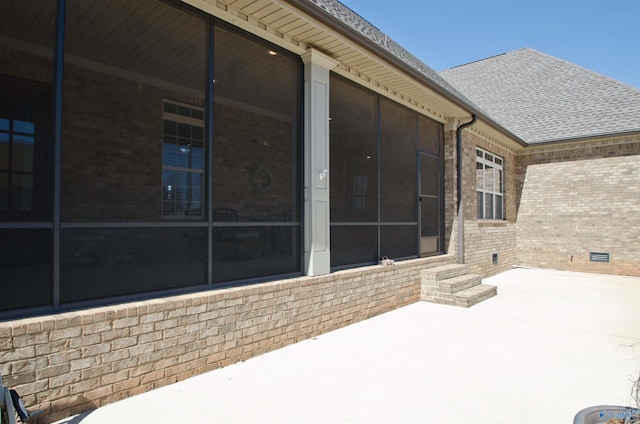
(184, 0, 522, 149)
(183, 0, 463, 120)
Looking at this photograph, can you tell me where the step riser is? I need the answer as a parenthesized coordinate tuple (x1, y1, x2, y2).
(454, 286, 497, 308)
(421, 264, 469, 283)
(420, 291, 460, 306)
(421, 286, 497, 304)
(422, 296, 457, 306)
(439, 275, 482, 295)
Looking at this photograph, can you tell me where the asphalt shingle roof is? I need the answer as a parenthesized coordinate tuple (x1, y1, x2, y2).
(302, 2, 639, 145)
(440, 48, 640, 144)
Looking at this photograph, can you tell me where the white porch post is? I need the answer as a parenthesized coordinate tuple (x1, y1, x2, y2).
(301, 49, 338, 276)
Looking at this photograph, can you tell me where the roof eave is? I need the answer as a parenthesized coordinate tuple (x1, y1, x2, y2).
(283, 0, 528, 147)
(527, 129, 640, 146)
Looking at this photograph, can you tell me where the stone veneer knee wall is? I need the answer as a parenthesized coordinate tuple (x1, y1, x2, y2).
(0, 255, 452, 423)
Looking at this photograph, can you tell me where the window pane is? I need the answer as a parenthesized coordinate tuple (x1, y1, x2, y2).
(192, 126, 204, 142)
(177, 106, 191, 118)
(191, 145, 203, 170)
(61, 227, 207, 303)
(485, 193, 494, 219)
(381, 225, 416, 259)
(11, 174, 34, 211)
(0, 173, 7, 209)
(13, 120, 35, 134)
(421, 196, 440, 255)
(421, 197, 439, 237)
(164, 120, 177, 136)
(0, 114, 42, 215)
(213, 26, 301, 223)
(164, 102, 177, 114)
(12, 135, 35, 172)
(476, 161, 484, 190)
(0, 229, 52, 312)
(485, 165, 494, 192)
(476, 149, 504, 220)
(163, 140, 177, 168)
(177, 123, 191, 139)
(417, 114, 442, 154)
(380, 98, 416, 222)
(496, 195, 503, 220)
(420, 155, 439, 197)
(162, 170, 202, 217)
(330, 76, 377, 223)
(211, 224, 300, 283)
(62, 0, 207, 222)
(0, 132, 8, 169)
(330, 225, 378, 268)
(176, 141, 193, 169)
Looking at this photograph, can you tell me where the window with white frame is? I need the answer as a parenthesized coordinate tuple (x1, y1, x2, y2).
(476, 148, 504, 220)
(162, 100, 204, 217)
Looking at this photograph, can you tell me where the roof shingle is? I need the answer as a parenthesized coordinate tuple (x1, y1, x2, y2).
(440, 48, 640, 144)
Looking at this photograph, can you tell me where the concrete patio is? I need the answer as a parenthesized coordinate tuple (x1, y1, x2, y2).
(54, 267, 640, 423)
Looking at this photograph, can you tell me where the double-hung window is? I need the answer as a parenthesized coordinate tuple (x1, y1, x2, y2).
(476, 148, 504, 220)
(0, 117, 36, 213)
(162, 100, 204, 218)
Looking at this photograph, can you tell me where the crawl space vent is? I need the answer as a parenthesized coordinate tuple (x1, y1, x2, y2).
(589, 252, 610, 263)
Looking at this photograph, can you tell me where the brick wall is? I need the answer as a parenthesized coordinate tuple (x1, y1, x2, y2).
(0, 47, 53, 84)
(0, 255, 452, 423)
(515, 136, 640, 276)
(61, 62, 294, 223)
(464, 221, 517, 277)
(443, 127, 457, 256)
(460, 132, 519, 277)
(61, 62, 204, 222)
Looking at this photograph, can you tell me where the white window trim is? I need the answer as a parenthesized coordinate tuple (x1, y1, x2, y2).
(476, 147, 504, 220)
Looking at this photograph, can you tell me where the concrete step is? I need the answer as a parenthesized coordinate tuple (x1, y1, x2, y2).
(453, 284, 497, 308)
(421, 264, 469, 283)
(439, 273, 482, 295)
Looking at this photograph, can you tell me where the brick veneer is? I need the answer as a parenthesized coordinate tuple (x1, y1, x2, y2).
(443, 127, 457, 256)
(515, 136, 640, 275)
(454, 131, 640, 278)
(0, 254, 452, 423)
(457, 131, 519, 277)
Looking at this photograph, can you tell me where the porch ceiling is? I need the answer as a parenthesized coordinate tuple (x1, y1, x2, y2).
(186, 0, 525, 151)
(206, 0, 465, 119)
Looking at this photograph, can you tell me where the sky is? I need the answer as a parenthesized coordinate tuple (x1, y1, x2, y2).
(338, 0, 640, 89)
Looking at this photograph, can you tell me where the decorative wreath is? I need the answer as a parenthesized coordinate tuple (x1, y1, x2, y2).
(251, 163, 273, 193)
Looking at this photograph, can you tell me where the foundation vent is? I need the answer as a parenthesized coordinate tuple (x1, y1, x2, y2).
(590, 252, 610, 263)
